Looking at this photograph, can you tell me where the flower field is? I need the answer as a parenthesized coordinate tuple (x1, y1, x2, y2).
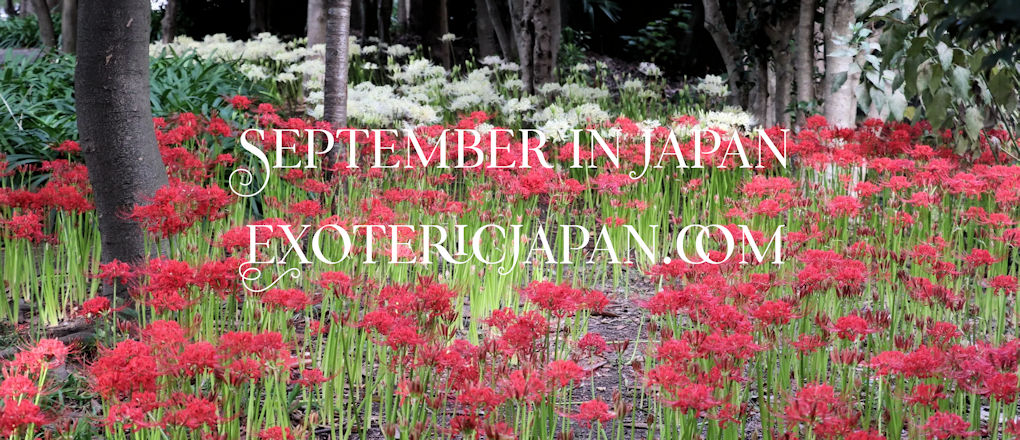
(1, 36, 1020, 440)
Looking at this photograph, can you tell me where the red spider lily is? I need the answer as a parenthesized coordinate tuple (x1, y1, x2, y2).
(830, 315, 879, 341)
(53, 140, 80, 154)
(544, 360, 587, 388)
(261, 288, 316, 312)
(456, 384, 505, 411)
(985, 372, 1019, 403)
(0, 397, 47, 436)
(258, 426, 294, 440)
(577, 332, 607, 356)
(1, 211, 49, 242)
(129, 179, 233, 238)
(8, 339, 69, 375)
(567, 399, 616, 427)
(783, 383, 841, 428)
(98, 259, 136, 285)
(500, 369, 546, 404)
(751, 300, 796, 326)
(228, 95, 252, 110)
(77, 296, 111, 320)
(922, 412, 977, 439)
(161, 393, 220, 430)
(906, 383, 946, 409)
(0, 375, 38, 399)
(90, 340, 159, 398)
(521, 281, 609, 317)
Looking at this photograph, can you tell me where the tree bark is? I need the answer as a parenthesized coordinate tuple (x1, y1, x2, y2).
(794, 0, 815, 124)
(474, 0, 497, 56)
(60, 0, 75, 54)
(76, 0, 169, 297)
(397, 0, 408, 29)
(5, 0, 16, 19)
(31, 0, 56, 49)
(766, 14, 797, 127)
(308, 0, 328, 45)
(822, 0, 856, 127)
(702, 0, 741, 106)
(377, 0, 392, 42)
(422, 0, 450, 68)
(248, 0, 269, 35)
(160, 0, 178, 43)
(359, 0, 378, 38)
(325, 0, 352, 130)
(510, 0, 559, 92)
(484, 0, 514, 59)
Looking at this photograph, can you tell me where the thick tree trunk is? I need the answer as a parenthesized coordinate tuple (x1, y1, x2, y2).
(359, 0, 378, 38)
(325, 0, 352, 130)
(31, 0, 56, 49)
(822, 0, 856, 127)
(248, 0, 269, 35)
(308, 0, 327, 45)
(4, 0, 14, 17)
(160, 0, 178, 43)
(59, 0, 75, 54)
(766, 16, 797, 127)
(794, 0, 814, 124)
(76, 0, 169, 296)
(530, 0, 559, 86)
(510, 0, 559, 92)
(702, 0, 741, 106)
(484, 0, 514, 59)
(474, 0, 497, 56)
(397, 0, 408, 29)
(422, 0, 450, 68)
(377, 0, 392, 42)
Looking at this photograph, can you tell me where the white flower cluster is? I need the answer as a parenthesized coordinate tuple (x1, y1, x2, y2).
(695, 74, 729, 98)
(150, 33, 742, 130)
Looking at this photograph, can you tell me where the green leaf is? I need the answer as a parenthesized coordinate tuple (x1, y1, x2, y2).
(988, 68, 1013, 106)
(927, 89, 951, 129)
(950, 66, 970, 97)
(964, 107, 983, 140)
(830, 72, 849, 93)
(889, 90, 907, 121)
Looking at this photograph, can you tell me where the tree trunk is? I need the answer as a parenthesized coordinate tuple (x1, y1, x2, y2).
(794, 0, 815, 124)
(474, 0, 497, 56)
(248, 0, 269, 35)
(822, 0, 856, 127)
(422, 0, 450, 68)
(308, 0, 327, 45)
(31, 0, 56, 49)
(484, 0, 514, 59)
(60, 0, 75, 54)
(766, 16, 797, 127)
(702, 0, 741, 106)
(160, 0, 178, 43)
(76, 0, 169, 297)
(359, 0, 378, 39)
(397, 0, 408, 29)
(377, 0, 392, 42)
(510, 0, 559, 92)
(5, 0, 16, 19)
(325, 0, 353, 130)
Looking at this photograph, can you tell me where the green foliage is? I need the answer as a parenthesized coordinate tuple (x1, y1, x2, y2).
(0, 13, 42, 48)
(0, 51, 76, 164)
(558, 27, 591, 71)
(620, 4, 693, 63)
(859, 0, 1020, 158)
(148, 52, 258, 116)
(0, 12, 62, 48)
(0, 51, 260, 167)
